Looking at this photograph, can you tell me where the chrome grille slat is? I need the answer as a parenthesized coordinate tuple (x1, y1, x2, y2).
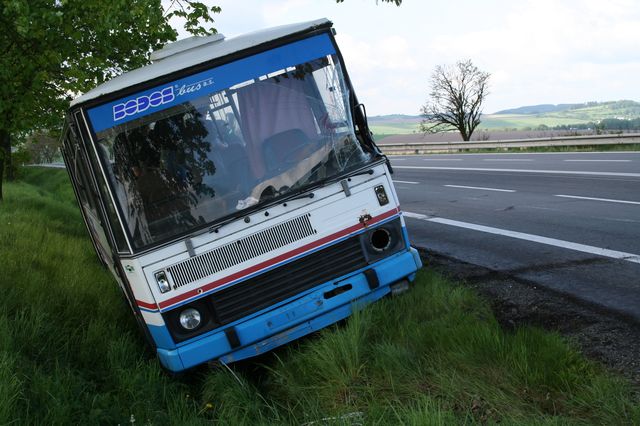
(167, 214, 315, 289)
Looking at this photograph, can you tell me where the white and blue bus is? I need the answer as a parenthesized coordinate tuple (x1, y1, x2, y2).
(61, 19, 422, 372)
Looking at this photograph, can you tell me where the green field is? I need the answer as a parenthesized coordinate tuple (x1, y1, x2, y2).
(1, 168, 639, 424)
(370, 122, 419, 137)
(478, 115, 595, 130)
(369, 101, 640, 136)
(370, 115, 600, 135)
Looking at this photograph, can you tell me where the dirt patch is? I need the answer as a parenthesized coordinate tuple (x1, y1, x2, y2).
(420, 249, 640, 388)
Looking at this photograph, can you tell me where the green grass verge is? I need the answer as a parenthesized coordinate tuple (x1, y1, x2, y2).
(1, 168, 638, 424)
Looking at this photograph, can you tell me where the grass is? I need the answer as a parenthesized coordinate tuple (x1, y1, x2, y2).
(1, 167, 639, 424)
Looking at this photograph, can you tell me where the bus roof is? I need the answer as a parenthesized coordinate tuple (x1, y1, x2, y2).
(71, 18, 332, 107)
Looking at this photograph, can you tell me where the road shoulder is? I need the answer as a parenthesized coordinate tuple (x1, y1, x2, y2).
(418, 248, 640, 388)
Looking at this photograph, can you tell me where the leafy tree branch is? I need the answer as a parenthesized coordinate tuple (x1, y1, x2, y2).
(0, 0, 219, 199)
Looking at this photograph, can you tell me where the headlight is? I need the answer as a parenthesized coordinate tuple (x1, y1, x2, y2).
(179, 308, 202, 330)
(155, 271, 171, 293)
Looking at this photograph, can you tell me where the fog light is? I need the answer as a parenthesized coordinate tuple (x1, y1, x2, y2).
(155, 271, 171, 293)
(179, 308, 201, 330)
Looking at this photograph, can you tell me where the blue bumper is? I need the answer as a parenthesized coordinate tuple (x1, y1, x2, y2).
(157, 247, 422, 372)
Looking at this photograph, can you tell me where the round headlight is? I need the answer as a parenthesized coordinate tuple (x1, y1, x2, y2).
(179, 308, 201, 330)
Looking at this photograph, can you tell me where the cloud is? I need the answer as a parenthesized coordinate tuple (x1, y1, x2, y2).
(165, 0, 640, 114)
(427, 0, 640, 111)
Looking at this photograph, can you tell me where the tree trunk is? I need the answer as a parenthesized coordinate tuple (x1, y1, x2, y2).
(0, 129, 8, 201)
(0, 149, 3, 201)
(2, 130, 13, 181)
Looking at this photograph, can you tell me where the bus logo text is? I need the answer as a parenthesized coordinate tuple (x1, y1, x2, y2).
(113, 87, 175, 121)
(175, 78, 214, 96)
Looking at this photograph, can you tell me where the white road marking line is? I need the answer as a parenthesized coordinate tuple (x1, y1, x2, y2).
(564, 159, 631, 162)
(555, 194, 640, 205)
(393, 180, 420, 185)
(402, 212, 431, 220)
(445, 184, 516, 192)
(402, 212, 640, 264)
(483, 159, 533, 162)
(423, 158, 463, 161)
(390, 158, 406, 161)
(394, 166, 640, 178)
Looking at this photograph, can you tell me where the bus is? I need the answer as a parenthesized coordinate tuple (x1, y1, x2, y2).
(61, 18, 422, 372)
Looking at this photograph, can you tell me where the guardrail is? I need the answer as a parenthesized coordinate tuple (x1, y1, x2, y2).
(27, 163, 66, 169)
(378, 133, 640, 154)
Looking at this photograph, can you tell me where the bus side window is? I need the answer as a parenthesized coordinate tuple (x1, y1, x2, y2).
(65, 130, 115, 265)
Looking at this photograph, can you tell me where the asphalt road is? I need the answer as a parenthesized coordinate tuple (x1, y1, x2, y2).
(391, 151, 640, 321)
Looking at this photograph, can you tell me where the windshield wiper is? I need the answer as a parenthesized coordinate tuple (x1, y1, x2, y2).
(347, 168, 373, 178)
(298, 165, 377, 196)
(285, 191, 315, 202)
(207, 212, 247, 234)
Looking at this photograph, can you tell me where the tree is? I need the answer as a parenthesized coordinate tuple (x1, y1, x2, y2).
(420, 60, 490, 141)
(24, 131, 61, 164)
(0, 0, 220, 200)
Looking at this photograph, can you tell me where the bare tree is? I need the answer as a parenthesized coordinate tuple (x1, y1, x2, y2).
(420, 60, 490, 141)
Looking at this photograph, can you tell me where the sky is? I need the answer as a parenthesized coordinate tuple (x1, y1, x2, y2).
(170, 0, 640, 116)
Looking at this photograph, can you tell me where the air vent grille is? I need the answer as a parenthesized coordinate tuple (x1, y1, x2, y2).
(167, 214, 315, 288)
(210, 235, 367, 325)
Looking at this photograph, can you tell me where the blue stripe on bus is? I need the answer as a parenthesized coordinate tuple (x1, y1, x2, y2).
(87, 34, 336, 133)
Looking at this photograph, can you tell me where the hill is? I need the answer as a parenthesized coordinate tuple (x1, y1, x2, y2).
(369, 114, 421, 122)
(482, 100, 640, 130)
(495, 100, 640, 116)
(494, 104, 579, 115)
(369, 100, 640, 138)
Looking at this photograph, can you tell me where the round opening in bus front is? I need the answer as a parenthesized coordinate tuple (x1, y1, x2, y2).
(370, 228, 392, 252)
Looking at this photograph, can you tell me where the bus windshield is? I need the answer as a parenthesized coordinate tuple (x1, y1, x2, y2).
(90, 53, 373, 249)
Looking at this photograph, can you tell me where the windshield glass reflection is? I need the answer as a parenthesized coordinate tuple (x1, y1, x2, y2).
(93, 54, 374, 249)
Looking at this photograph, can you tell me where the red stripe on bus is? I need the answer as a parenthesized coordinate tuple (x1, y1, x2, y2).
(137, 300, 157, 310)
(137, 207, 399, 311)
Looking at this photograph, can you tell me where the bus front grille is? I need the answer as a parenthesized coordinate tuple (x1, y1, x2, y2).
(167, 213, 316, 289)
(210, 234, 367, 325)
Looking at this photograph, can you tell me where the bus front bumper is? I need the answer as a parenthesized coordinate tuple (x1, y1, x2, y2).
(157, 247, 422, 372)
